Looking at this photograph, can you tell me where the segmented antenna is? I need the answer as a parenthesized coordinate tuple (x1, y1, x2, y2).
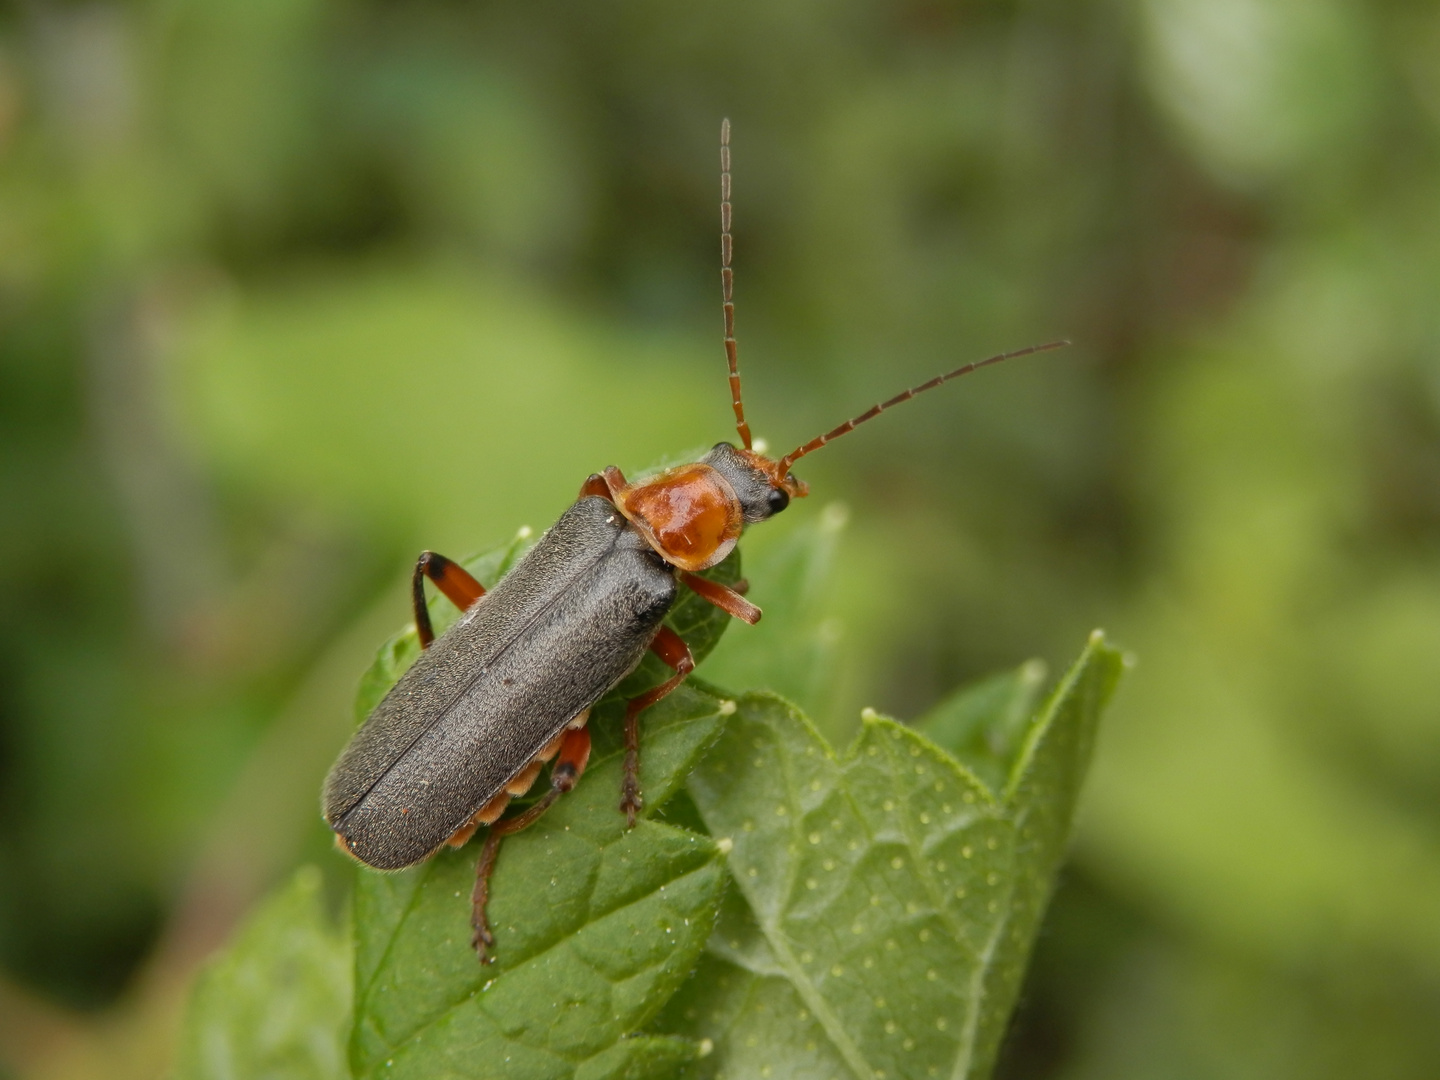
(721, 119, 753, 450)
(777, 340, 1072, 476)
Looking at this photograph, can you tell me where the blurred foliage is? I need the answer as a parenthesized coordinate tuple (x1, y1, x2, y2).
(174, 867, 348, 1080)
(2, 0, 1440, 1077)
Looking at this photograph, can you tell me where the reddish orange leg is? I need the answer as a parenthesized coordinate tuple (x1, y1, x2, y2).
(412, 551, 486, 648)
(679, 570, 762, 625)
(578, 473, 611, 500)
(579, 467, 631, 502)
(577, 467, 630, 501)
(621, 627, 696, 827)
(471, 725, 592, 963)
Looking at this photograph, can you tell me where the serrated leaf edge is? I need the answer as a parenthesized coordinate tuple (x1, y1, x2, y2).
(1001, 630, 1120, 806)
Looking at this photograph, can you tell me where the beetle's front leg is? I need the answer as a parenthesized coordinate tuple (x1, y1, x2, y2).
(471, 724, 593, 963)
(679, 570, 761, 624)
(620, 626, 696, 827)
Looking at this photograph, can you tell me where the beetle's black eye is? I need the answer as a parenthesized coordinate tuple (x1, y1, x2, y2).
(766, 487, 790, 515)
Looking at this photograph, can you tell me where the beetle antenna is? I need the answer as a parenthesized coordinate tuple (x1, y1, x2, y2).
(721, 118, 753, 450)
(776, 340, 1072, 475)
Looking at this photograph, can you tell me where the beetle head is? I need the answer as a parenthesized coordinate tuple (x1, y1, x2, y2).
(702, 442, 808, 523)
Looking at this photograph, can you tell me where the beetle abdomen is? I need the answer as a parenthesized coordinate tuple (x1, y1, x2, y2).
(324, 497, 677, 869)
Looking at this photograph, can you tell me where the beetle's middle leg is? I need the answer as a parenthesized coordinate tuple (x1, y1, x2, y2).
(470, 724, 593, 963)
(620, 626, 696, 827)
(411, 551, 486, 648)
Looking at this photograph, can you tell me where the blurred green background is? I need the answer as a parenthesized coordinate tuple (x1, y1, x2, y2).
(3, 0, 1440, 1076)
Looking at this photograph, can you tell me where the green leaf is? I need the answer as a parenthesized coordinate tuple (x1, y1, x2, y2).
(914, 659, 1048, 796)
(963, 631, 1126, 1078)
(664, 631, 1125, 1080)
(175, 867, 350, 1080)
(348, 683, 732, 1079)
(340, 526, 1121, 1080)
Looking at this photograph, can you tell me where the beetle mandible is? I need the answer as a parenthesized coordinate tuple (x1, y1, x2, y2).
(322, 119, 1068, 962)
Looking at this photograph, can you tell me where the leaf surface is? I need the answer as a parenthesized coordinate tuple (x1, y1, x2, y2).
(663, 632, 1124, 1080)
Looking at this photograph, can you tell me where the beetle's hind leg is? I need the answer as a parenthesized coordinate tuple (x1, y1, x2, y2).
(412, 551, 486, 648)
(620, 627, 696, 827)
(470, 725, 593, 963)
(444, 711, 588, 849)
